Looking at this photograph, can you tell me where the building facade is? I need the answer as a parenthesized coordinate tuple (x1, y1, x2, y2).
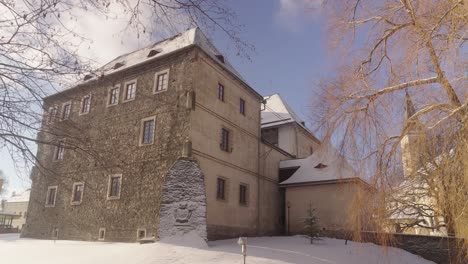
(23, 28, 323, 242)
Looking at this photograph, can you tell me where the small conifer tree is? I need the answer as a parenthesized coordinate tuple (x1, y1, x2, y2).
(303, 202, 321, 244)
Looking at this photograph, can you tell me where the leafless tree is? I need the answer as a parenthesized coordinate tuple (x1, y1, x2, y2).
(0, 0, 249, 178)
(314, 0, 467, 256)
(0, 170, 6, 196)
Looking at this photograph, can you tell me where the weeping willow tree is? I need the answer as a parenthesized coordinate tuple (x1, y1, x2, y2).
(314, 0, 467, 259)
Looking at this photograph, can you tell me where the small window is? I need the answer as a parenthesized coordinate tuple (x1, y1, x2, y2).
(98, 228, 106, 241)
(52, 228, 59, 239)
(137, 229, 146, 240)
(54, 142, 65, 161)
(71, 182, 84, 205)
(123, 80, 137, 101)
(240, 98, 245, 115)
(140, 117, 156, 145)
(108, 86, 120, 106)
(80, 95, 91, 114)
(310, 146, 314, 155)
(147, 49, 161, 57)
(239, 184, 248, 206)
(154, 70, 169, 93)
(107, 174, 122, 199)
(218, 83, 224, 101)
(314, 163, 327, 169)
(113, 62, 125, 70)
(45, 186, 58, 207)
(47, 106, 58, 124)
(220, 128, 231, 152)
(216, 178, 226, 200)
(61, 102, 72, 120)
(261, 128, 279, 146)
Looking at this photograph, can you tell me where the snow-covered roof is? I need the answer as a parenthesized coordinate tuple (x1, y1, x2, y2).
(261, 94, 305, 128)
(48, 28, 260, 98)
(279, 145, 361, 185)
(6, 189, 30, 203)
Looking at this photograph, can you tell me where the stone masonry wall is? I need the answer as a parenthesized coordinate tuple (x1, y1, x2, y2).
(22, 47, 198, 242)
(323, 230, 467, 264)
(159, 158, 207, 240)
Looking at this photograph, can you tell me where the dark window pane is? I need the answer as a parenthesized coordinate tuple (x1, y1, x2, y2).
(239, 185, 247, 205)
(217, 178, 225, 200)
(218, 84, 224, 101)
(109, 177, 121, 197)
(156, 73, 168, 91)
(142, 119, 155, 144)
(62, 104, 71, 119)
(47, 188, 56, 205)
(125, 83, 136, 100)
(240, 98, 245, 115)
(72, 184, 83, 203)
(220, 128, 230, 151)
(109, 88, 119, 104)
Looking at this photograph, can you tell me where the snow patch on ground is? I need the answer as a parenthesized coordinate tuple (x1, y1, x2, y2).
(0, 234, 434, 264)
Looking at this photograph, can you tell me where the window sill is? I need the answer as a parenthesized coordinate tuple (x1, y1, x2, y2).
(216, 197, 228, 203)
(45, 204, 56, 208)
(79, 111, 90, 116)
(107, 196, 120, 201)
(122, 98, 135, 103)
(153, 89, 168, 95)
(71, 201, 82, 206)
(106, 103, 118, 107)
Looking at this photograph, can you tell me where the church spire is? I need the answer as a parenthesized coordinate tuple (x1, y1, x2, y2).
(404, 89, 417, 120)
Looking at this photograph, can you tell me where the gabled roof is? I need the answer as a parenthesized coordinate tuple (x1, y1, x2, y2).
(261, 94, 320, 143)
(279, 145, 362, 185)
(47, 28, 261, 99)
(261, 94, 305, 128)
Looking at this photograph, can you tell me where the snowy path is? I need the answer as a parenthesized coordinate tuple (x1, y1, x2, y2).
(0, 234, 433, 264)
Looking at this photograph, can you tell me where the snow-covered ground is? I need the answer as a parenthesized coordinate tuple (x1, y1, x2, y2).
(0, 233, 433, 264)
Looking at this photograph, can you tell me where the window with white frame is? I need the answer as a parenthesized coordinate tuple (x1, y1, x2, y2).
(45, 186, 58, 207)
(54, 142, 65, 161)
(124, 80, 137, 101)
(80, 95, 91, 114)
(107, 174, 122, 199)
(47, 106, 58, 124)
(61, 102, 71, 120)
(137, 228, 146, 240)
(98, 228, 106, 240)
(154, 69, 169, 93)
(108, 86, 120, 106)
(71, 182, 84, 205)
(140, 117, 156, 145)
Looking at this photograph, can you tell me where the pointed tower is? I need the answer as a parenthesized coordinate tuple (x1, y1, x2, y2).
(400, 90, 426, 177)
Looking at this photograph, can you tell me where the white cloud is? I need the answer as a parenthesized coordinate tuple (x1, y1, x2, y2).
(275, 0, 323, 32)
(62, 1, 191, 67)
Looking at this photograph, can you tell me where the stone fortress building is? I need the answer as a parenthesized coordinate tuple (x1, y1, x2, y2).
(23, 28, 362, 242)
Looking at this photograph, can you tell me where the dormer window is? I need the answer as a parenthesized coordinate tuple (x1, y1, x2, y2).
(314, 163, 327, 169)
(215, 54, 225, 63)
(113, 62, 125, 70)
(83, 74, 93, 81)
(147, 49, 161, 58)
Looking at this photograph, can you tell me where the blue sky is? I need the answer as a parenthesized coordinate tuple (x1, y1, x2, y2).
(0, 0, 331, 197)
